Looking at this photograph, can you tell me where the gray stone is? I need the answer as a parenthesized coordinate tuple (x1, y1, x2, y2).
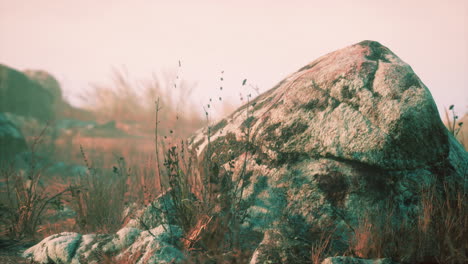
(125, 191, 176, 231)
(23, 225, 184, 264)
(22, 232, 82, 263)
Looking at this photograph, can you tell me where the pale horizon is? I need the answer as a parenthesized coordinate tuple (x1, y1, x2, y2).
(1, 0, 467, 117)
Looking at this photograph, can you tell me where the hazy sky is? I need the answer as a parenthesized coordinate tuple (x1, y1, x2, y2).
(1, 0, 467, 117)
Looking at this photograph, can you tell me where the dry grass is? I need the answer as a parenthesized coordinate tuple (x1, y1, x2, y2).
(311, 230, 334, 264)
(0, 127, 72, 239)
(80, 68, 203, 138)
(444, 105, 466, 150)
(347, 172, 468, 264)
(140, 93, 258, 261)
(417, 179, 468, 263)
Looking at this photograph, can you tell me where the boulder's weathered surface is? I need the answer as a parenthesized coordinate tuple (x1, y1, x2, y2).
(23, 232, 82, 263)
(191, 40, 450, 171)
(0, 64, 55, 121)
(125, 192, 176, 231)
(23, 225, 184, 264)
(188, 40, 467, 263)
(0, 113, 28, 161)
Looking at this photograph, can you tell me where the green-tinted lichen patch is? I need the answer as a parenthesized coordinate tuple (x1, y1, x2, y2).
(360, 61, 378, 93)
(279, 121, 309, 144)
(253, 96, 273, 112)
(208, 132, 262, 166)
(331, 76, 345, 86)
(241, 116, 256, 129)
(389, 89, 402, 100)
(252, 146, 270, 166)
(260, 121, 311, 166)
(301, 81, 341, 112)
(288, 170, 308, 189)
(400, 72, 421, 90)
(274, 151, 310, 167)
(235, 98, 264, 114)
(301, 98, 328, 112)
(360, 40, 391, 63)
(209, 132, 245, 165)
(210, 119, 228, 135)
(263, 123, 281, 142)
(341, 85, 353, 100)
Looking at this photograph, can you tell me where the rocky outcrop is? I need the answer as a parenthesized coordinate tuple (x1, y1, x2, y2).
(24, 70, 62, 103)
(23, 69, 96, 122)
(0, 64, 55, 121)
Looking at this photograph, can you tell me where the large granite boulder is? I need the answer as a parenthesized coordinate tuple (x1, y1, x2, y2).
(188, 40, 467, 263)
(191, 40, 450, 171)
